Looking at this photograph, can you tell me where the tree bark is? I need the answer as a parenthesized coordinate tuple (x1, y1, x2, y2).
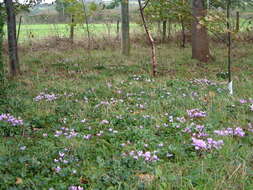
(121, 0, 130, 56)
(116, 19, 120, 39)
(192, 0, 211, 62)
(5, 0, 20, 76)
(180, 16, 186, 48)
(236, 11, 240, 32)
(70, 15, 74, 44)
(162, 20, 167, 42)
(138, 0, 157, 77)
(0, 14, 4, 84)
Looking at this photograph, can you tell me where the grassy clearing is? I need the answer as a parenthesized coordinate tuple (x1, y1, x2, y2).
(3, 23, 142, 43)
(0, 42, 253, 189)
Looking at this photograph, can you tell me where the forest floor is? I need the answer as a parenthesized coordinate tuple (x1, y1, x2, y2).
(0, 42, 253, 190)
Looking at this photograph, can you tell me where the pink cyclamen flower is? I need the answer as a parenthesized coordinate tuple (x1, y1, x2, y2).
(187, 109, 207, 118)
(100, 120, 109, 124)
(68, 186, 83, 190)
(239, 99, 247, 104)
(192, 138, 207, 150)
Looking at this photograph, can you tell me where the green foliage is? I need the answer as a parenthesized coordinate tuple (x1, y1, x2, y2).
(144, 0, 192, 28)
(0, 42, 252, 189)
(55, 0, 100, 26)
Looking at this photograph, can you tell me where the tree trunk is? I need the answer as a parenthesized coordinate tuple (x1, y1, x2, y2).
(192, 0, 211, 62)
(162, 20, 167, 42)
(236, 11, 240, 32)
(121, 0, 130, 56)
(138, 0, 157, 77)
(82, 0, 91, 50)
(5, 0, 20, 76)
(0, 14, 4, 84)
(180, 17, 186, 48)
(116, 19, 120, 39)
(70, 15, 74, 44)
(168, 19, 171, 38)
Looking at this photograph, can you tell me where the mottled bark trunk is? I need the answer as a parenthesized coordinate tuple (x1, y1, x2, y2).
(121, 0, 130, 56)
(192, 0, 210, 62)
(162, 20, 167, 42)
(5, 0, 20, 76)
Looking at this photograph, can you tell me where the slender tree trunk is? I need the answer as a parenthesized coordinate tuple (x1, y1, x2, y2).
(162, 20, 167, 42)
(180, 16, 186, 48)
(5, 0, 20, 76)
(17, 16, 22, 43)
(121, 0, 130, 56)
(227, 0, 232, 94)
(116, 19, 120, 39)
(138, 0, 157, 77)
(82, 0, 91, 50)
(236, 11, 240, 32)
(168, 19, 171, 38)
(192, 0, 211, 62)
(70, 15, 74, 44)
(0, 14, 4, 85)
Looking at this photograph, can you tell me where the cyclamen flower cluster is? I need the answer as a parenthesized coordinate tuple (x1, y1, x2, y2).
(187, 109, 207, 118)
(239, 99, 253, 104)
(192, 137, 224, 150)
(182, 124, 208, 138)
(0, 113, 23, 126)
(54, 149, 79, 174)
(68, 186, 83, 190)
(54, 127, 78, 139)
(34, 92, 58, 102)
(214, 127, 245, 137)
(122, 150, 159, 162)
(192, 78, 216, 86)
(95, 98, 124, 108)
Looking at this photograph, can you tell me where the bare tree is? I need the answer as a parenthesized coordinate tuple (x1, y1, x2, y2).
(138, 0, 157, 77)
(192, 0, 211, 62)
(5, 0, 20, 76)
(121, 0, 130, 55)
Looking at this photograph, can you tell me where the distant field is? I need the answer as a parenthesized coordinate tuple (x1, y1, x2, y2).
(3, 23, 143, 43)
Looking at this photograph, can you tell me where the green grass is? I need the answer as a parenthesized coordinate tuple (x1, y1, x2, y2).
(3, 23, 142, 43)
(0, 42, 253, 189)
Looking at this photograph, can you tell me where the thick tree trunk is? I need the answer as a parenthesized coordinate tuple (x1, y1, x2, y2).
(70, 15, 74, 44)
(192, 0, 211, 62)
(162, 20, 167, 42)
(121, 0, 130, 56)
(5, 0, 20, 76)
